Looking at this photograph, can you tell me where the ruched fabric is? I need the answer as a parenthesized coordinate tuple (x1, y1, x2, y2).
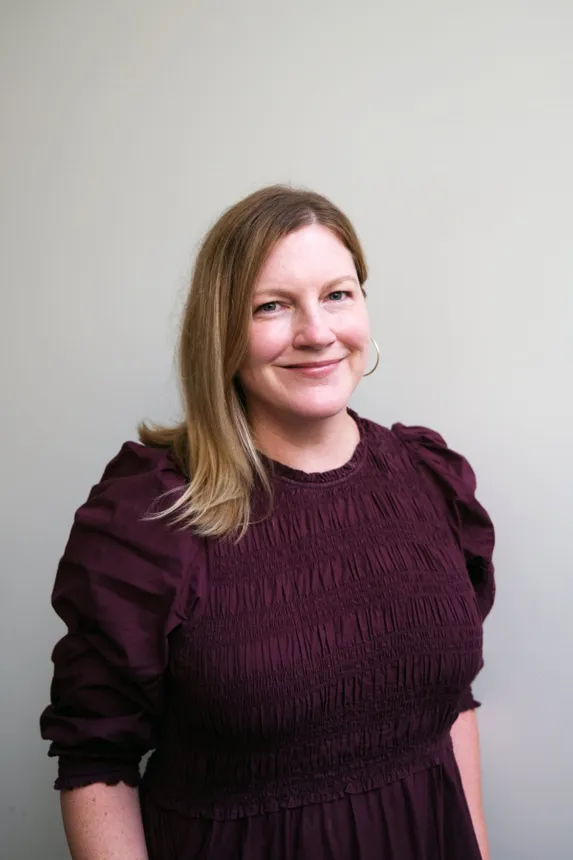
(41, 412, 495, 859)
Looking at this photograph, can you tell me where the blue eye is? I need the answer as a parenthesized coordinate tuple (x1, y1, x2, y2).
(328, 290, 348, 302)
(255, 301, 280, 314)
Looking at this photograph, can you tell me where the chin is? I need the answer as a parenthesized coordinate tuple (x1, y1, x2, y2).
(279, 390, 352, 422)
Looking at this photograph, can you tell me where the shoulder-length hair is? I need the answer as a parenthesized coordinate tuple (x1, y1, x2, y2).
(139, 185, 368, 539)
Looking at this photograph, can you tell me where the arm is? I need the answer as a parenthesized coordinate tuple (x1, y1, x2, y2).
(450, 709, 489, 860)
(39, 447, 196, 860)
(61, 783, 148, 860)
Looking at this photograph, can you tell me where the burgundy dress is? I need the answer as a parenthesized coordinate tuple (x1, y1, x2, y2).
(40, 413, 495, 860)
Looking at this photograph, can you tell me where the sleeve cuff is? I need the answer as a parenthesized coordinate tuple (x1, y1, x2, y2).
(54, 755, 141, 791)
(457, 686, 481, 713)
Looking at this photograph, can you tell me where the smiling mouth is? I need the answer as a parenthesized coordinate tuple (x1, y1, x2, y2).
(284, 358, 344, 369)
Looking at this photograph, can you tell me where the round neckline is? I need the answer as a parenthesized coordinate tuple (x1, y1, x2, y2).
(260, 409, 368, 486)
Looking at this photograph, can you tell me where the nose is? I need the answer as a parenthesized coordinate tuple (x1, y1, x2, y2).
(292, 308, 336, 351)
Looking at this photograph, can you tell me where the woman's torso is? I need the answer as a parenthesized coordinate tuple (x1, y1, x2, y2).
(142, 416, 484, 822)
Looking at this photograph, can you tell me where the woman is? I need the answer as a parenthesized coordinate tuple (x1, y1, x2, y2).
(40, 185, 495, 860)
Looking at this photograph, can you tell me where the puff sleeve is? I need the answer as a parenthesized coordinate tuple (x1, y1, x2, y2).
(39, 442, 203, 790)
(392, 424, 496, 711)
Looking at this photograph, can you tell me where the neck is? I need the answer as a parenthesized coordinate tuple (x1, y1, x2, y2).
(248, 406, 360, 474)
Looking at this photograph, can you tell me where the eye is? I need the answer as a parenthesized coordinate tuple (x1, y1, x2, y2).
(254, 301, 281, 315)
(327, 290, 350, 302)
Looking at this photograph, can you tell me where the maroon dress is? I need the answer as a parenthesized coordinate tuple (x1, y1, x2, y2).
(40, 412, 495, 859)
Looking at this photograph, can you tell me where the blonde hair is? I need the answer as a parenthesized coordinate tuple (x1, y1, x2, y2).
(139, 185, 368, 539)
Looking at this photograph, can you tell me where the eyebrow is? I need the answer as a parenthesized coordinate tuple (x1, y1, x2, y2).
(253, 275, 359, 300)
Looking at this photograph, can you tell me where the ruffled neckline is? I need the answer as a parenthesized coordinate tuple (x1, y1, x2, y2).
(261, 409, 368, 486)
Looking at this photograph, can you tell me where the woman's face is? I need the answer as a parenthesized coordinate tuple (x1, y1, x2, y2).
(238, 224, 371, 425)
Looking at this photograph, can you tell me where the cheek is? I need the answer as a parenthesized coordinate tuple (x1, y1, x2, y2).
(341, 310, 370, 350)
(244, 321, 290, 369)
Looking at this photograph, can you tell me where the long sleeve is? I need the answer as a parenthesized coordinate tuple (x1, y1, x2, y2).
(392, 424, 496, 713)
(40, 442, 203, 789)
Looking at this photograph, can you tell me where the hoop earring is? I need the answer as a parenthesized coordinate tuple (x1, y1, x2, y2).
(363, 338, 380, 377)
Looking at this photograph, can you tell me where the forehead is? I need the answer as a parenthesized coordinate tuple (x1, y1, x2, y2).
(254, 224, 356, 289)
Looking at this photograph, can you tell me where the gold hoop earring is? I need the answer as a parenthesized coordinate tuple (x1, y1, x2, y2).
(363, 339, 380, 377)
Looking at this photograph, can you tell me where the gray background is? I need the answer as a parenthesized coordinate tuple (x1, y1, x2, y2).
(1, 1, 572, 858)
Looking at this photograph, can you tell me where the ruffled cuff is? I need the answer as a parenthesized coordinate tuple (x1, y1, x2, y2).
(457, 686, 481, 714)
(54, 755, 141, 791)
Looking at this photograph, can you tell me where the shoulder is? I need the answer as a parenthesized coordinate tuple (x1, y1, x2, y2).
(354, 414, 441, 455)
(70, 441, 190, 544)
(389, 423, 478, 503)
(358, 416, 495, 618)
(65, 440, 196, 581)
(356, 413, 481, 503)
(55, 441, 202, 633)
(71, 440, 197, 565)
(354, 414, 441, 473)
(353, 413, 400, 457)
(92, 440, 186, 509)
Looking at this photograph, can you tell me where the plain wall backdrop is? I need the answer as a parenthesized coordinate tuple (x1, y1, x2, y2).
(1, 1, 572, 858)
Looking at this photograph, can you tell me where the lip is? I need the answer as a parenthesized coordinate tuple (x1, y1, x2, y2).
(282, 357, 344, 378)
(287, 359, 342, 369)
